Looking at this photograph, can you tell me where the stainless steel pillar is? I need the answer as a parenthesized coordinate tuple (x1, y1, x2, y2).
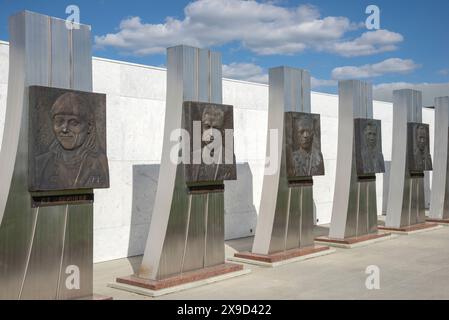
(252, 66, 315, 255)
(329, 80, 379, 239)
(139, 46, 224, 280)
(429, 97, 449, 220)
(0, 12, 94, 299)
(386, 89, 426, 228)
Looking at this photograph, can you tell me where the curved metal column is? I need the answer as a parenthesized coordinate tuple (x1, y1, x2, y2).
(139, 45, 224, 280)
(329, 80, 379, 239)
(429, 97, 449, 219)
(252, 66, 315, 255)
(0, 11, 94, 300)
(386, 89, 426, 228)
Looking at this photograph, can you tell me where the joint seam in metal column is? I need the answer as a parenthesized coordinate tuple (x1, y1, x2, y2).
(289, 69, 294, 112)
(416, 179, 419, 223)
(356, 182, 360, 237)
(18, 208, 40, 300)
(55, 204, 69, 299)
(283, 188, 292, 251)
(366, 182, 369, 233)
(69, 27, 73, 89)
(408, 179, 413, 226)
(48, 17, 52, 86)
(195, 48, 199, 101)
(203, 194, 209, 268)
(208, 51, 211, 103)
(298, 187, 303, 247)
(300, 71, 304, 112)
(180, 195, 193, 273)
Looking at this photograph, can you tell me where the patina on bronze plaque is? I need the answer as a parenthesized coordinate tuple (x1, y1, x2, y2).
(408, 122, 432, 173)
(29, 86, 109, 192)
(183, 101, 237, 185)
(354, 118, 385, 176)
(285, 112, 325, 178)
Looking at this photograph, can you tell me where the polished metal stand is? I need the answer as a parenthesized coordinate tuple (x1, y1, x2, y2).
(251, 67, 317, 255)
(138, 45, 232, 281)
(327, 81, 381, 240)
(0, 12, 95, 299)
(429, 97, 449, 222)
(385, 90, 428, 229)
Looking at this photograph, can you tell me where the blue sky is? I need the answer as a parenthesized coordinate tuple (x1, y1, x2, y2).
(0, 0, 448, 95)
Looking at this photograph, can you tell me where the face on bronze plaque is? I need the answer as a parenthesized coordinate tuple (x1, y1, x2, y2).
(354, 118, 385, 176)
(29, 86, 110, 192)
(183, 101, 237, 185)
(408, 122, 432, 172)
(285, 112, 324, 178)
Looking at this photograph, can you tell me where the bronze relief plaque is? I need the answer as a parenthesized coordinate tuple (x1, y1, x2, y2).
(285, 112, 325, 178)
(183, 101, 237, 185)
(29, 86, 109, 192)
(407, 122, 432, 173)
(354, 118, 385, 176)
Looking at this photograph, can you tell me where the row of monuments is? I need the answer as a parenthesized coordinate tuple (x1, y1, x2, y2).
(0, 11, 447, 299)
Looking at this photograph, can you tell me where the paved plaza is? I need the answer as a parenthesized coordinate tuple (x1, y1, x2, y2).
(94, 222, 449, 300)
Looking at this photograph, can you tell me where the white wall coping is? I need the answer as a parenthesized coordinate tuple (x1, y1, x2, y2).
(93, 56, 167, 72)
(0, 39, 432, 109)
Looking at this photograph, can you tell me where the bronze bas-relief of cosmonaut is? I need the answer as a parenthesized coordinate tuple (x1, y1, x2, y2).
(285, 112, 325, 179)
(354, 118, 385, 176)
(29, 86, 109, 192)
(408, 122, 433, 173)
(183, 101, 237, 185)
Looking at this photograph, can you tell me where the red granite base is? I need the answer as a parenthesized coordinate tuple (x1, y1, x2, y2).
(315, 232, 391, 245)
(234, 245, 330, 264)
(378, 222, 439, 233)
(116, 263, 243, 291)
(427, 218, 449, 225)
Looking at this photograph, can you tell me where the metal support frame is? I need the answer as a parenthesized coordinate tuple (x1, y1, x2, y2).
(0, 11, 94, 300)
(252, 66, 315, 255)
(139, 45, 225, 280)
(329, 80, 378, 239)
(429, 97, 449, 220)
(386, 89, 426, 228)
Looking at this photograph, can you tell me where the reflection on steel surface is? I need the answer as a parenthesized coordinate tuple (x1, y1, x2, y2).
(329, 80, 381, 239)
(430, 97, 449, 220)
(139, 46, 230, 280)
(386, 89, 427, 228)
(252, 67, 317, 255)
(0, 12, 97, 300)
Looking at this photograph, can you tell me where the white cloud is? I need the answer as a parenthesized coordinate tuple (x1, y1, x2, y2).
(324, 30, 403, 57)
(95, 0, 402, 57)
(222, 63, 339, 89)
(373, 82, 449, 107)
(438, 69, 449, 76)
(332, 58, 419, 80)
(223, 62, 268, 83)
(311, 77, 337, 89)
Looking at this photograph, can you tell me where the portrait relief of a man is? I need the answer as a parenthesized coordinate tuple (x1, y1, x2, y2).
(183, 101, 237, 184)
(354, 119, 385, 176)
(286, 112, 325, 178)
(29, 86, 109, 192)
(408, 123, 432, 172)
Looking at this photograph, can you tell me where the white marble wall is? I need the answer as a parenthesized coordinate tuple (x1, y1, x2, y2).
(0, 41, 435, 262)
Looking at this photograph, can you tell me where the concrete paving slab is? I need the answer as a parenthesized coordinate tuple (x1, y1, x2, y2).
(94, 224, 449, 300)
